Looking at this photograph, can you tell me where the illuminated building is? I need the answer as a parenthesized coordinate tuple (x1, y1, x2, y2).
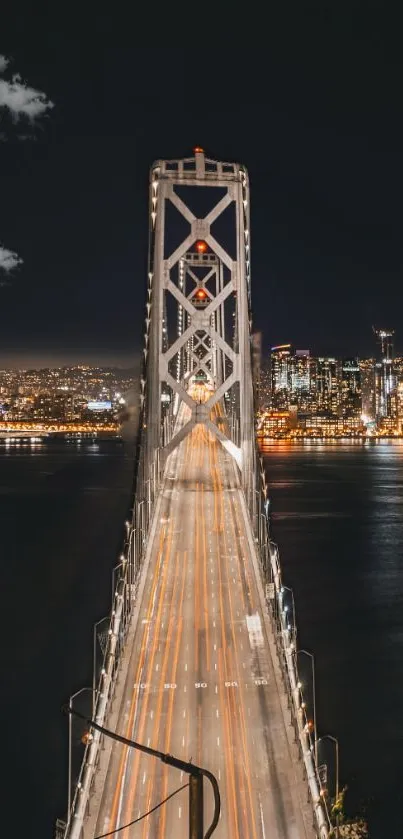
(315, 357, 341, 414)
(341, 358, 361, 418)
(258, 410, 291, 436)
(290, 350, 311, 410)
(359, 358, 375, 419)
(270, 344, 293, 409)
(374, 328, 396, 420)
(270, 345, 313, 411)
(258, 361, 271, 410)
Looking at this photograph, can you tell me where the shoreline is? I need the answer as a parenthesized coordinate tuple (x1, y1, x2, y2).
(258, 434, 403, 443)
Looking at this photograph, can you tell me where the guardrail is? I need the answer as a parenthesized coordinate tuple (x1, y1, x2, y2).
(62, 444, 161, 839)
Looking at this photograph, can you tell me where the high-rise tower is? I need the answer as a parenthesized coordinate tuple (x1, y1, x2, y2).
(374, 328, 396, 419)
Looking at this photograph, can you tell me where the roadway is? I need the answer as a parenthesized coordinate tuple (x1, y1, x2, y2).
(87, 397, 311, 838)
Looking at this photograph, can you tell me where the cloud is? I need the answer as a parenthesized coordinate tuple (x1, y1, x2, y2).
(0, 245, 23, 273)
(0, 55, 53, 121)
(0, 74, 54, 120)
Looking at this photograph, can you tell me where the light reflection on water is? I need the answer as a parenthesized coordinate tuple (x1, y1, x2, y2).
(262, 441, 403, 838)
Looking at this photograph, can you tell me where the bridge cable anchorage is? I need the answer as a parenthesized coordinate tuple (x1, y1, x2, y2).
(62, 704, 221, 839)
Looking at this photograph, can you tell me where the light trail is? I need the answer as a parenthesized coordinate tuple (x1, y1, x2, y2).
(87, 394, 310, 838)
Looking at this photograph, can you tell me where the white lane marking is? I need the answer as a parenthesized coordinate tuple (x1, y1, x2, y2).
(142, 771, 146, 785)
(156, 663, 159, 671)
(185, 663, 188, 671)
(259, 800, 267, 839)
(214, 663, 217, 670)
(182, 736, 185, 746)
(147, 737, 150, 746)
(150, 710, 154, 720)
(216, 709, 219, 718)
(179, 806, 182, 819)
(115, 549, 161, 829)
(217, 737, 220, 746)
(183, 710, 186, 718)
(214, 643, 217, 651)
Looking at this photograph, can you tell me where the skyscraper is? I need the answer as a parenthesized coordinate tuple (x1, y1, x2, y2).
(270, 344, 293, 409)
(341, 358, 362, 418)
(374, 328, 396, 419)
(316, 357, 341, 414)
(359, 359, 375, 419)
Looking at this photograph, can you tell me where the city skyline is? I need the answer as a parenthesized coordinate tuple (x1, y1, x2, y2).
(0, 325, 401, 373)
(257, 325, 403, 437)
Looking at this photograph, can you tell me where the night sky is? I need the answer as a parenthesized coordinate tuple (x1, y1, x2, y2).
(1, 11, 402, 368)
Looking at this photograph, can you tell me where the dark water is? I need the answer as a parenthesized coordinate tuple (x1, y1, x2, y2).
(262, 439, 403, 839)
(0, 439, 136, 838)
(1, 439, 402, 837)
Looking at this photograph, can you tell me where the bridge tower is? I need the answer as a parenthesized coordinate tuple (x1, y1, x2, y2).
(143, 148, 256, 505)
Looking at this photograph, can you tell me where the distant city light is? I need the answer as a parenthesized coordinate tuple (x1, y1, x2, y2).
(87, 401, 112, 411)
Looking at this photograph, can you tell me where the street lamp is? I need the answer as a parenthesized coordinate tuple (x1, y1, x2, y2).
(296, 649, 317, 764)
(93, 617, 110, 715)
(279, 584, 297, 642)
(317, 734, 340, 838)
(67, 687, 94, 817)
(63, 704, 221, 838)
(317, 734, 339, 804)
(112, 557, 127, 600)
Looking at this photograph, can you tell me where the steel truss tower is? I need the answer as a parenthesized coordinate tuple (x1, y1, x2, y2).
(143, 149, 256, 502)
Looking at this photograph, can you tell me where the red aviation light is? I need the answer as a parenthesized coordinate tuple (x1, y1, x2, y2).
(193, 146, 204, 154)
(195, 240, 207, 254)
(196, 288, 207, 299)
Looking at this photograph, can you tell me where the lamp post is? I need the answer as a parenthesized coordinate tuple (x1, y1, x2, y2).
(93, 617, 110, 715)
(317, 734, 339, 834)
(63, 704, 220, 839)
(296, 649, 317, 764)
(124, 519, 131, 543)
(280, 584, 297, 643)
(127, 525, 136, 591)
(67, 687, 93, 817)
(137, 499, 145, 549)
(254, 489, 261, 540)
(112, 557, 126, 601)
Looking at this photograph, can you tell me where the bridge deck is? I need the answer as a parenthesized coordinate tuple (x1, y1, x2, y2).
(85, 421, 312, 838)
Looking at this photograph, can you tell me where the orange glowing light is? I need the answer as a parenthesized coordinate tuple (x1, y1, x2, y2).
(196, 288, 207, 298)
(193, 146, 204, 154)
(195, 240, 207, 253)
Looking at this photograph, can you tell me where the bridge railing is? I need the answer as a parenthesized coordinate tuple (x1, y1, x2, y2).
(62, 441, 161, 839)
(254, 455, 332, 839)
